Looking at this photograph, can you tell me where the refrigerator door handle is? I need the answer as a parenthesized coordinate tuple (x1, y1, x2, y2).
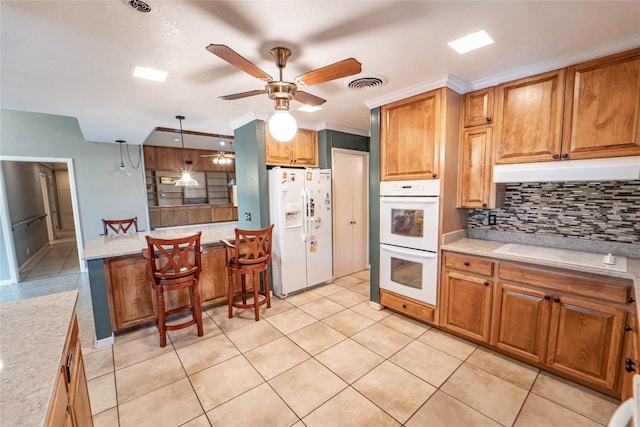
(300, 189, 308, 242)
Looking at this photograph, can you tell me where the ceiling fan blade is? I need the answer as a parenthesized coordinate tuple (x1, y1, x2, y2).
(295, 58, 362, 87)
(206, 44, 273, 81)
(294, 91, 327, 107)
(219, 89, 267, 100)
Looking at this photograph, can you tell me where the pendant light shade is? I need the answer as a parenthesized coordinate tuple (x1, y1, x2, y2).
(175, 115, 199, 187)
(268, 110, 297, 142)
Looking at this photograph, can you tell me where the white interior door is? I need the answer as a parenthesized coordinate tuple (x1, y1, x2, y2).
(39, 173, 55, 242)
(55, 169, 74, 230)
(332, 148, 369, 278)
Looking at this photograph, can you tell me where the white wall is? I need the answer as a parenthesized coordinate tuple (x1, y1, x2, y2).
(0, 109, 148, 280)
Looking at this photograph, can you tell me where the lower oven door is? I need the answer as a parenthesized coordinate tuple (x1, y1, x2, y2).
(379, 243, 438, 305)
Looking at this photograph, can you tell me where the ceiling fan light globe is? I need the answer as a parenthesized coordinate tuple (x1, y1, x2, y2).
(269, 111, 297, 142)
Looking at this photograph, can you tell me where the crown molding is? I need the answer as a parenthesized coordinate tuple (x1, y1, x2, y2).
(228, 111, 270, 130)
(466, 36, 640, 92)
(314, 122, 370, 137)
(364, 74, 467, 109)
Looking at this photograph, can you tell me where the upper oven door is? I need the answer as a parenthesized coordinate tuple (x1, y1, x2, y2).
(379, 196, 439, 252)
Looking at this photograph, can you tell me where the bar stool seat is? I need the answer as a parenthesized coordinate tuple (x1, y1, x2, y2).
(222, 225, 274, 321)
(143, 232, 204, 347)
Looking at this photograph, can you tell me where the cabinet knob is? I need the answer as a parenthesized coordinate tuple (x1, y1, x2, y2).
(482, 203, 487, 208)
(486, 117, 492, 123)
(402, 304, 407, 309)
(552, 154, 560, 160)
(562, 153, 569, 159)
(626, 325, 633, 332)
(464, 261, 470, 266)
(544, 295, 551, 300)
(484, 281, 490, 287)
(432, 173, 437, 178)
(553, 297, 560, 303)
(629, 296, 636, 304)
(626, 358, 637, 373)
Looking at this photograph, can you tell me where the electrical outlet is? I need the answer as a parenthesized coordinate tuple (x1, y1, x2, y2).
(26, 248, 30, 255)
(244, 212, 251, 221)
(488, 214, 497, 226)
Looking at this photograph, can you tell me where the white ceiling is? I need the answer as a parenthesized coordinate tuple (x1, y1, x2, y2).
(1, 1, 639, 148)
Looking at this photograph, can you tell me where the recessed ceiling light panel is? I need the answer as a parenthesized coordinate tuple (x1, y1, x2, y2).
(448, 30, 494, 54)
(298, 105, 322, 113)
(133, 66, 168, 82)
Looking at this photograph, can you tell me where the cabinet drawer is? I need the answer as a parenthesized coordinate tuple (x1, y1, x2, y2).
(380, 289, 435, 324)
(444, 252, 494, 277)
(498, 262, 632, 305)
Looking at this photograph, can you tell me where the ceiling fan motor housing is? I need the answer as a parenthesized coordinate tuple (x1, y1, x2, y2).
(267, 81, 297, 110)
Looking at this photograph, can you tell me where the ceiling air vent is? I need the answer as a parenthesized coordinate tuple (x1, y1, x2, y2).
(348, 76, 386, 91)
(123, 0, 151, 13)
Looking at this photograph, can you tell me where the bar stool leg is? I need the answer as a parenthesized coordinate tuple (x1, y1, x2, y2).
(253, 271, 260, 321)
(264, 270, 272, 308)
(156, 287, 167, 347)
(192, 281, 204, 337)
(228, 270, 234, 319)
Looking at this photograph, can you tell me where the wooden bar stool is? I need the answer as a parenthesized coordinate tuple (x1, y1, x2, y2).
(143, 232, 204, 347)
(222, 225, 274, 321)
(102, 217, 138, 235)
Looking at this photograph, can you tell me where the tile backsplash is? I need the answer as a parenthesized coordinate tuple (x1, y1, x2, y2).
(468, 181, 640, 244)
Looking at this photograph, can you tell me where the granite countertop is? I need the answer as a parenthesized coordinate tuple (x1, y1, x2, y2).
(0, 291, 78, 427)
(82, 221, 238, 260)
(441, 237, 640, 312)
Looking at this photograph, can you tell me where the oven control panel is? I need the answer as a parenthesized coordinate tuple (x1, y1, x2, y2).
(380, 179, 440, 197)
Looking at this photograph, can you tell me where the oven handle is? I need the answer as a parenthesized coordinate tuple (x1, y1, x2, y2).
(379, 196, 438, 204)
(381, 245, 437, 259)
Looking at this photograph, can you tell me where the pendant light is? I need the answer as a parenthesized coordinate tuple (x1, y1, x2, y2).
(115, 139, 141, 176)
(174, 115, 199, 187)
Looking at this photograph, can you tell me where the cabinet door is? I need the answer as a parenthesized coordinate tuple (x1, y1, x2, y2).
(442, 271, 492, 343)
(200, 244, 228, 306)
(563, 48, 640, 160)
(47, 370, 69, 427)
(457, 127, 493, 208)
(546, 295, 625, 390)
(494, 69, 565, 163)
(265, 125, 293, 165)
(70, 351, 93, 427)
(619, 314, 638, 401)
(292, 129, 318, 166)
(381, 89, 440, 180)
(491, 283, 551, 364)
(106, 256, 155, 330)
(463, 87, 494, 127)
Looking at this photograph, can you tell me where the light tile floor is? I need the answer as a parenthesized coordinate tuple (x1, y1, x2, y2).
(1, 246, 620, 427)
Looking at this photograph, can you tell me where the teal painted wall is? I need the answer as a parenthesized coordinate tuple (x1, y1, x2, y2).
(234, 120, 269, 229)
(369, 109, 381, 303)
(318, 129, 369, 169)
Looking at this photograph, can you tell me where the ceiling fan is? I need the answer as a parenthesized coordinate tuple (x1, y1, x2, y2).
(200, 151, 235, 164)
(206, 44, 362, 141)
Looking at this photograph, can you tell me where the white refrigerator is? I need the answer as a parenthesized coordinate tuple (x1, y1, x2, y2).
(268, 167, 333, 298)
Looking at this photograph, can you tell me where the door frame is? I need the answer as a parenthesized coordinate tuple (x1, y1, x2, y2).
(0, 156, 85, 285)
(331, 147, 370, 277)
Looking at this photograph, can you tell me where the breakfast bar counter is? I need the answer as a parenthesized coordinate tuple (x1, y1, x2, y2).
(82, 222, 238, 347)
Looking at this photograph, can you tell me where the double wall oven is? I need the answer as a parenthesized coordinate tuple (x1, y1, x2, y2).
(379, 180, 440, 305)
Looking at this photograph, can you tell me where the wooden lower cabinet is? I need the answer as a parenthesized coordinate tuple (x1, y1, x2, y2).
(380, 289, 436, 324)
(441, 270, 492, 343)
(491, 283, 551, 364)
(618, 314, 638, 400)
(104, 243, 229, 332)
(48, 315, 92, 427)
(546, 294, 625, 390)
(441, 250, 634, 396)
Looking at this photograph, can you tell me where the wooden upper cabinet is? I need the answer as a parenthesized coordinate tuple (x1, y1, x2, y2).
(494, 69, 566, 164)
(265, 126, 318, 167)
(457, 126, 496, 208)
(562, 48, 640, 159)
(381, 89, 441, 181)
(463, 87, 494, 127)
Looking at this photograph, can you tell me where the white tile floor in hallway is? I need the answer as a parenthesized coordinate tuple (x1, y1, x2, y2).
(0, 246, 620, 427)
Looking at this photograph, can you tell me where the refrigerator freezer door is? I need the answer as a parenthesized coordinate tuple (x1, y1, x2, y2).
(305, 169, 333, 287)
(269, 168, 307, 297)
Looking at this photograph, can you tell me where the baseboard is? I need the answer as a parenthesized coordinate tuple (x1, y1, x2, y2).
(0, 278, 14, 286)
(369, 301, 384, 311)
(94, 334, 114, 349)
